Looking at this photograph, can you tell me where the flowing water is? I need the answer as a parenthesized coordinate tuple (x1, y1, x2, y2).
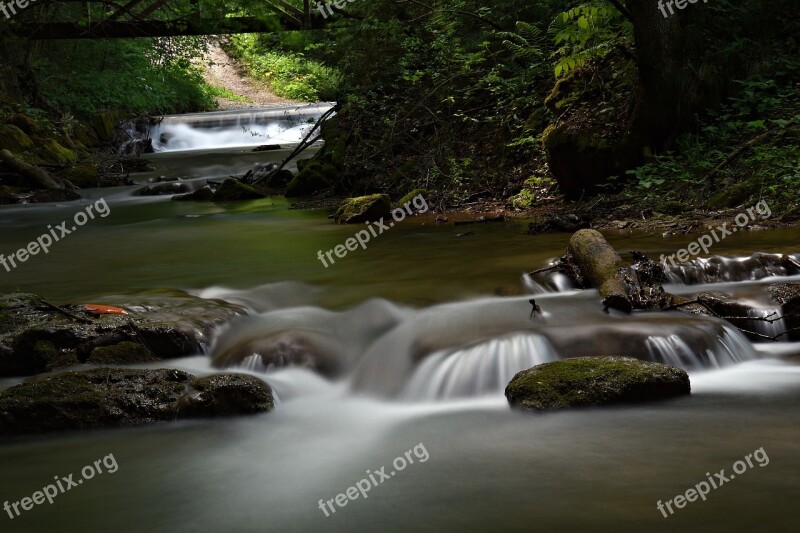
(1, 107, 799, 532)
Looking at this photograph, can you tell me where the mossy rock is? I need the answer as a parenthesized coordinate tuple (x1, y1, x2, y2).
(176, 373, 275, 417)
(8, 114, 38, 136)
(542, 121, 616, 199)
(0, 124, 34, 153)
(0, 368, 275, 437)
(35, 139, 77, 164)
(285, 161, 337, 198)
(0, 186, 21, 205)
(173, 186, 215, 202)
(544, 73, 580, 113)
(88, 341, 157, 364)
(212, 179, 265, 202)
(263, 169, 294, 188)
(396, 189, 428, 208)
(62, 161, 99, 188)
(334, 194, 391, 224)
(505, 356, 690, 412)
(28, 189, 81, 203)
(90, 110, 125, 142)
(707, 179, 761, 209)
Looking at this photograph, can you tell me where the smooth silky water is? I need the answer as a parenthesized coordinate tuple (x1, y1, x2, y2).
(1, 109, 799, 532)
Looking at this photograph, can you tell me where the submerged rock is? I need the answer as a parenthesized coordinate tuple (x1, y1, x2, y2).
(505, 356, 690, 412)
(334, 194, 391, 224)
(172, 185, 215, 202)
(0, 368, 274, 437)
(766, 283, 800, 341)
(0, 292, 246, 377)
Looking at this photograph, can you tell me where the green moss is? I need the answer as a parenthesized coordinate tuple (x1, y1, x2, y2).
(0, 124, 34, 153)
(35, 139, 77, 164)
(505, 356, 690, 412)
(707, 178, 762, 209)
(62, 161, 99, 188)
(396, 189, 428, 207)
(88, 341, 156, 364)
(334, 194, 391, 224)
(212, 179, 265, 202)
(285, 161, 337, 197)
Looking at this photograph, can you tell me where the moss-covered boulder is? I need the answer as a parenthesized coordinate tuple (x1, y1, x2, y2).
(172, 186, 215, 202)
(334, 194, 391, 224)
(285, 161, 337, 197)
(88, 341, 157, 364)
(707, 177, 762, 209)
(90, 110, 125, 142)
(0, 124, 34, 153)
(176, 373, 274, 417)
(505, 356, 690, 412)
(62, 161, 99, 188)
(0, 369, 274, 437)
(35, 139, 77, 165)
(263, 169, 294, 189)
(212, 179, 265, 202)
(8, 114, 39, 136)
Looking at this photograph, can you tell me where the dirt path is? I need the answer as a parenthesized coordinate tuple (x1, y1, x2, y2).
(202, 42, 301, 109)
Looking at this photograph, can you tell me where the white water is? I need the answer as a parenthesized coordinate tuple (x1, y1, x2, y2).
(125, 103, 335, 152)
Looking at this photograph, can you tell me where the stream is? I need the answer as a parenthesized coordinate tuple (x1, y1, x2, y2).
(1, 106, 799, 532)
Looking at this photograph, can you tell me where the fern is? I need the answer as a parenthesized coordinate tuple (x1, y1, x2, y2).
(501, 21, 546, 65)
(549, 1, 630, 78)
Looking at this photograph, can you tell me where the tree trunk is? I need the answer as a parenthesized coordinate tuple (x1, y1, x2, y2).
(624, 0, 693, 154)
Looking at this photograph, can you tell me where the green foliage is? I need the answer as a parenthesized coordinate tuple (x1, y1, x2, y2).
(35, 38, 216, 117)
(550, 2, 630, 78)
(225, 34, 342, 102)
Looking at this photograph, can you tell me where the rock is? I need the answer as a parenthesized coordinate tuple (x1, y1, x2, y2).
(285, 161, 336, 197)
(263, 169, 294, 189)
(9, 114, 39, 136)
(212, 179, 265, 202)
(0, 368, 274, 437)
(0, 292, 246, 377)
(334, 194, 391, 224)
(61, 161, 99, 188)
(505, 356, 690, 412)
(138, 182, 190, 196)
(35, 139, 77, 165)
(176, 373, 274, 417)
(766, 283, 800, 341)
(27, 189, 82, 203)
(568, 229, 631, 312)
(87, 341, 157, 364)
(90, 110, 125, 142)
(172, 186, 215, 202)
(0, 125, 34, 154)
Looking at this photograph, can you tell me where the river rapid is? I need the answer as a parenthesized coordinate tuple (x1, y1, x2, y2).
(1, 106, 798, 532)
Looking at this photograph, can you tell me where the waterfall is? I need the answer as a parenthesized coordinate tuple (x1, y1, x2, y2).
(399, 334, 557, 400)
(122, 103, 335, 153)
